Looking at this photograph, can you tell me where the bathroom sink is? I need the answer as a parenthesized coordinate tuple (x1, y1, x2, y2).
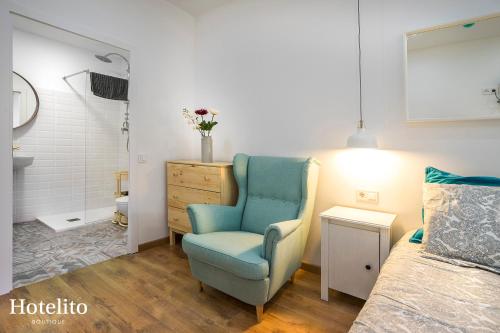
(13, 155, 34, 170)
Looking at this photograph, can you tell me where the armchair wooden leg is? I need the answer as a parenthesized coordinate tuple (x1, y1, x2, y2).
(198, 281, 204, 292)
(290, 271, 296, 284)
(256, 305, 264, 323)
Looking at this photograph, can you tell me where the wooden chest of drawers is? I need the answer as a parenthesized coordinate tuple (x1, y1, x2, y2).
(166, 160, 237, 245)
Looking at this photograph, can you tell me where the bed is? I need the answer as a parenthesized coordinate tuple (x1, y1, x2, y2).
(349, 231, 500, 333)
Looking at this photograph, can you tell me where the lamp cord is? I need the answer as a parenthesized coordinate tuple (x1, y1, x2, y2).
(357, 0, 364, 128)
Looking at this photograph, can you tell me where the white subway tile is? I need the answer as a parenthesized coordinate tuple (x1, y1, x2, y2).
(14, 89, 128, 222)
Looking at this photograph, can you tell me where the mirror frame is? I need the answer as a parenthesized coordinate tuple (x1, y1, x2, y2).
(404, 12, 500, 122)
(13, 71, 39, 129)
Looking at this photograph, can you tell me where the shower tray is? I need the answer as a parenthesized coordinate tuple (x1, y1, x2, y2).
(37, 206, 115, 232)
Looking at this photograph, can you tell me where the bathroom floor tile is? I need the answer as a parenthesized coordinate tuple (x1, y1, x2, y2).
(44, 258, 87, 277)
(13, 268, 52, 289)
(13, 220, 127, 288)
(78, 252, 113, 266)
(100, 239, 128, 258)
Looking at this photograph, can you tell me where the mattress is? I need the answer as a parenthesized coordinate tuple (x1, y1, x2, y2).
(349, 231, 500, 333)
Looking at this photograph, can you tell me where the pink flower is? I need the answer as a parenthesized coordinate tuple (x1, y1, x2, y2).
(195, 109, 208, 116)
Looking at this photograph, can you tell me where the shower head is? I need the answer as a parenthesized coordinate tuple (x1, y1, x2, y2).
(95, 52, 130, 74)
(95, 54, 112, 63)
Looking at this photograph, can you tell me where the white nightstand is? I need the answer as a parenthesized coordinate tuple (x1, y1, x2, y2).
(320, 206, 396, 301)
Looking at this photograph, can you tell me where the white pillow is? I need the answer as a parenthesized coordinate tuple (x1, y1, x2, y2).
(422, 183, 500, 273)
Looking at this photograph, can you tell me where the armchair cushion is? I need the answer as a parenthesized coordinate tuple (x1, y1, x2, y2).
(241, 156, 306, 234)
(187, 204, 242, 234)
(262, 219, 301, 261)
(182, 231, 269, 280)
(242, 197, 299, 235)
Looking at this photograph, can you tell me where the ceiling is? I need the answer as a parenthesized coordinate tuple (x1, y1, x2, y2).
(12, 13, 128, 57)
(166, 0, 233, 16)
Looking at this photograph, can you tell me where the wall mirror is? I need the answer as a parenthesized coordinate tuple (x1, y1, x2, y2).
(12, 71, 39, 129)
(405, 14, 500, 121)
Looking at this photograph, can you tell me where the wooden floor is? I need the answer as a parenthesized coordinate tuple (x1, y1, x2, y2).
(0, 243, 364, 333)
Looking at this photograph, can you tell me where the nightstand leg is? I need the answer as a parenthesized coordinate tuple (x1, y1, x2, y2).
(290, 271, 296, 284)
(321, 279, 329, 301)
(198, 281, 204, 292)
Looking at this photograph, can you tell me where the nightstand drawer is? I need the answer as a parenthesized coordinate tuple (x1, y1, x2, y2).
(168, 185, 220, 210)
(167, 163, 221, 192)
(329, 224, 379, 300)
(168, 207, 192, 232)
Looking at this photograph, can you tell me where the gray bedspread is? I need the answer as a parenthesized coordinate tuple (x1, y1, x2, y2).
(350, 231, 500, 333)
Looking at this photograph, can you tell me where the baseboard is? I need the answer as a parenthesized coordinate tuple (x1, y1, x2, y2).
(301, 262, 320, 275)
(138, 237, 169, 251)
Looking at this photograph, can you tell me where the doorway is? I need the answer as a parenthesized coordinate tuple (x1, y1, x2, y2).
(10, 13, 134, 288)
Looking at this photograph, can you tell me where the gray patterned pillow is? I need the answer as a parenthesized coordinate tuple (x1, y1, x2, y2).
(422, 183, 500, 272)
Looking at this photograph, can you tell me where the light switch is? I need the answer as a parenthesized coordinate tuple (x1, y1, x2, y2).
(356, 190, 379, 204)
(137, 154, 147, 164)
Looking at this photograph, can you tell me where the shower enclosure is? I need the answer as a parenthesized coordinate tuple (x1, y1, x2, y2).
(35, 51, 130, 232)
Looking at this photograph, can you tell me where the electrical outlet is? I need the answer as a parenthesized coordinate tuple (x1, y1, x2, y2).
(356, 190, 379, 204)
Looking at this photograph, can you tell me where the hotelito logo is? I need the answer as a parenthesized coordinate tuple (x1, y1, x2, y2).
(10, 298, 88, 325)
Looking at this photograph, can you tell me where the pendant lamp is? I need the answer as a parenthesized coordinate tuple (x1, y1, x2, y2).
(346, 0, 378, 149)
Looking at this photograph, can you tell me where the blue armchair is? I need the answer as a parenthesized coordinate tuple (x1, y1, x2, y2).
(182, 154, 320, 321)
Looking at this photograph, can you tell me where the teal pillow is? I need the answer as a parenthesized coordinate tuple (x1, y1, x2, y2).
(410, 167, 500, 244)
(409, 228, 423, 244)
(425, 167, 500, 186)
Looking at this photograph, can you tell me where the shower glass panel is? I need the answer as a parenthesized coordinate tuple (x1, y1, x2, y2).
(84, 53, 130, 226)
(69, 73, 88, 226)
(12, 13, 130, 233)
(31, 71, 88, 231)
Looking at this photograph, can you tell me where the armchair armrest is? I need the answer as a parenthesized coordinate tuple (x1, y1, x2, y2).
(262, 219, 301, 261)
(186, 204, 242, 234)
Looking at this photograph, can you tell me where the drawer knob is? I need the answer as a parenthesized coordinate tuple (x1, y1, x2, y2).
(173, 173, 178, 177)
(173, 218, 179, 222)
(173, 195, 179, 199)
(204, 176, 209, 181)
(365, 265, 371, 271)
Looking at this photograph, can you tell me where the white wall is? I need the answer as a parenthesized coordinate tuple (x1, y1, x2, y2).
(2, 0, 500, 296)
(0, 0, 13, 295)
(408, 36, 500, 120)
(0, 0, 196, 294)
(13, 30, 128, 222)
(194, 0, 500, 266)
(13, 30, 127, 93)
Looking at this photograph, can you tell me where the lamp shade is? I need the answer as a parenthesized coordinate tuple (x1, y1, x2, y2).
(346, 127, 378, 148)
